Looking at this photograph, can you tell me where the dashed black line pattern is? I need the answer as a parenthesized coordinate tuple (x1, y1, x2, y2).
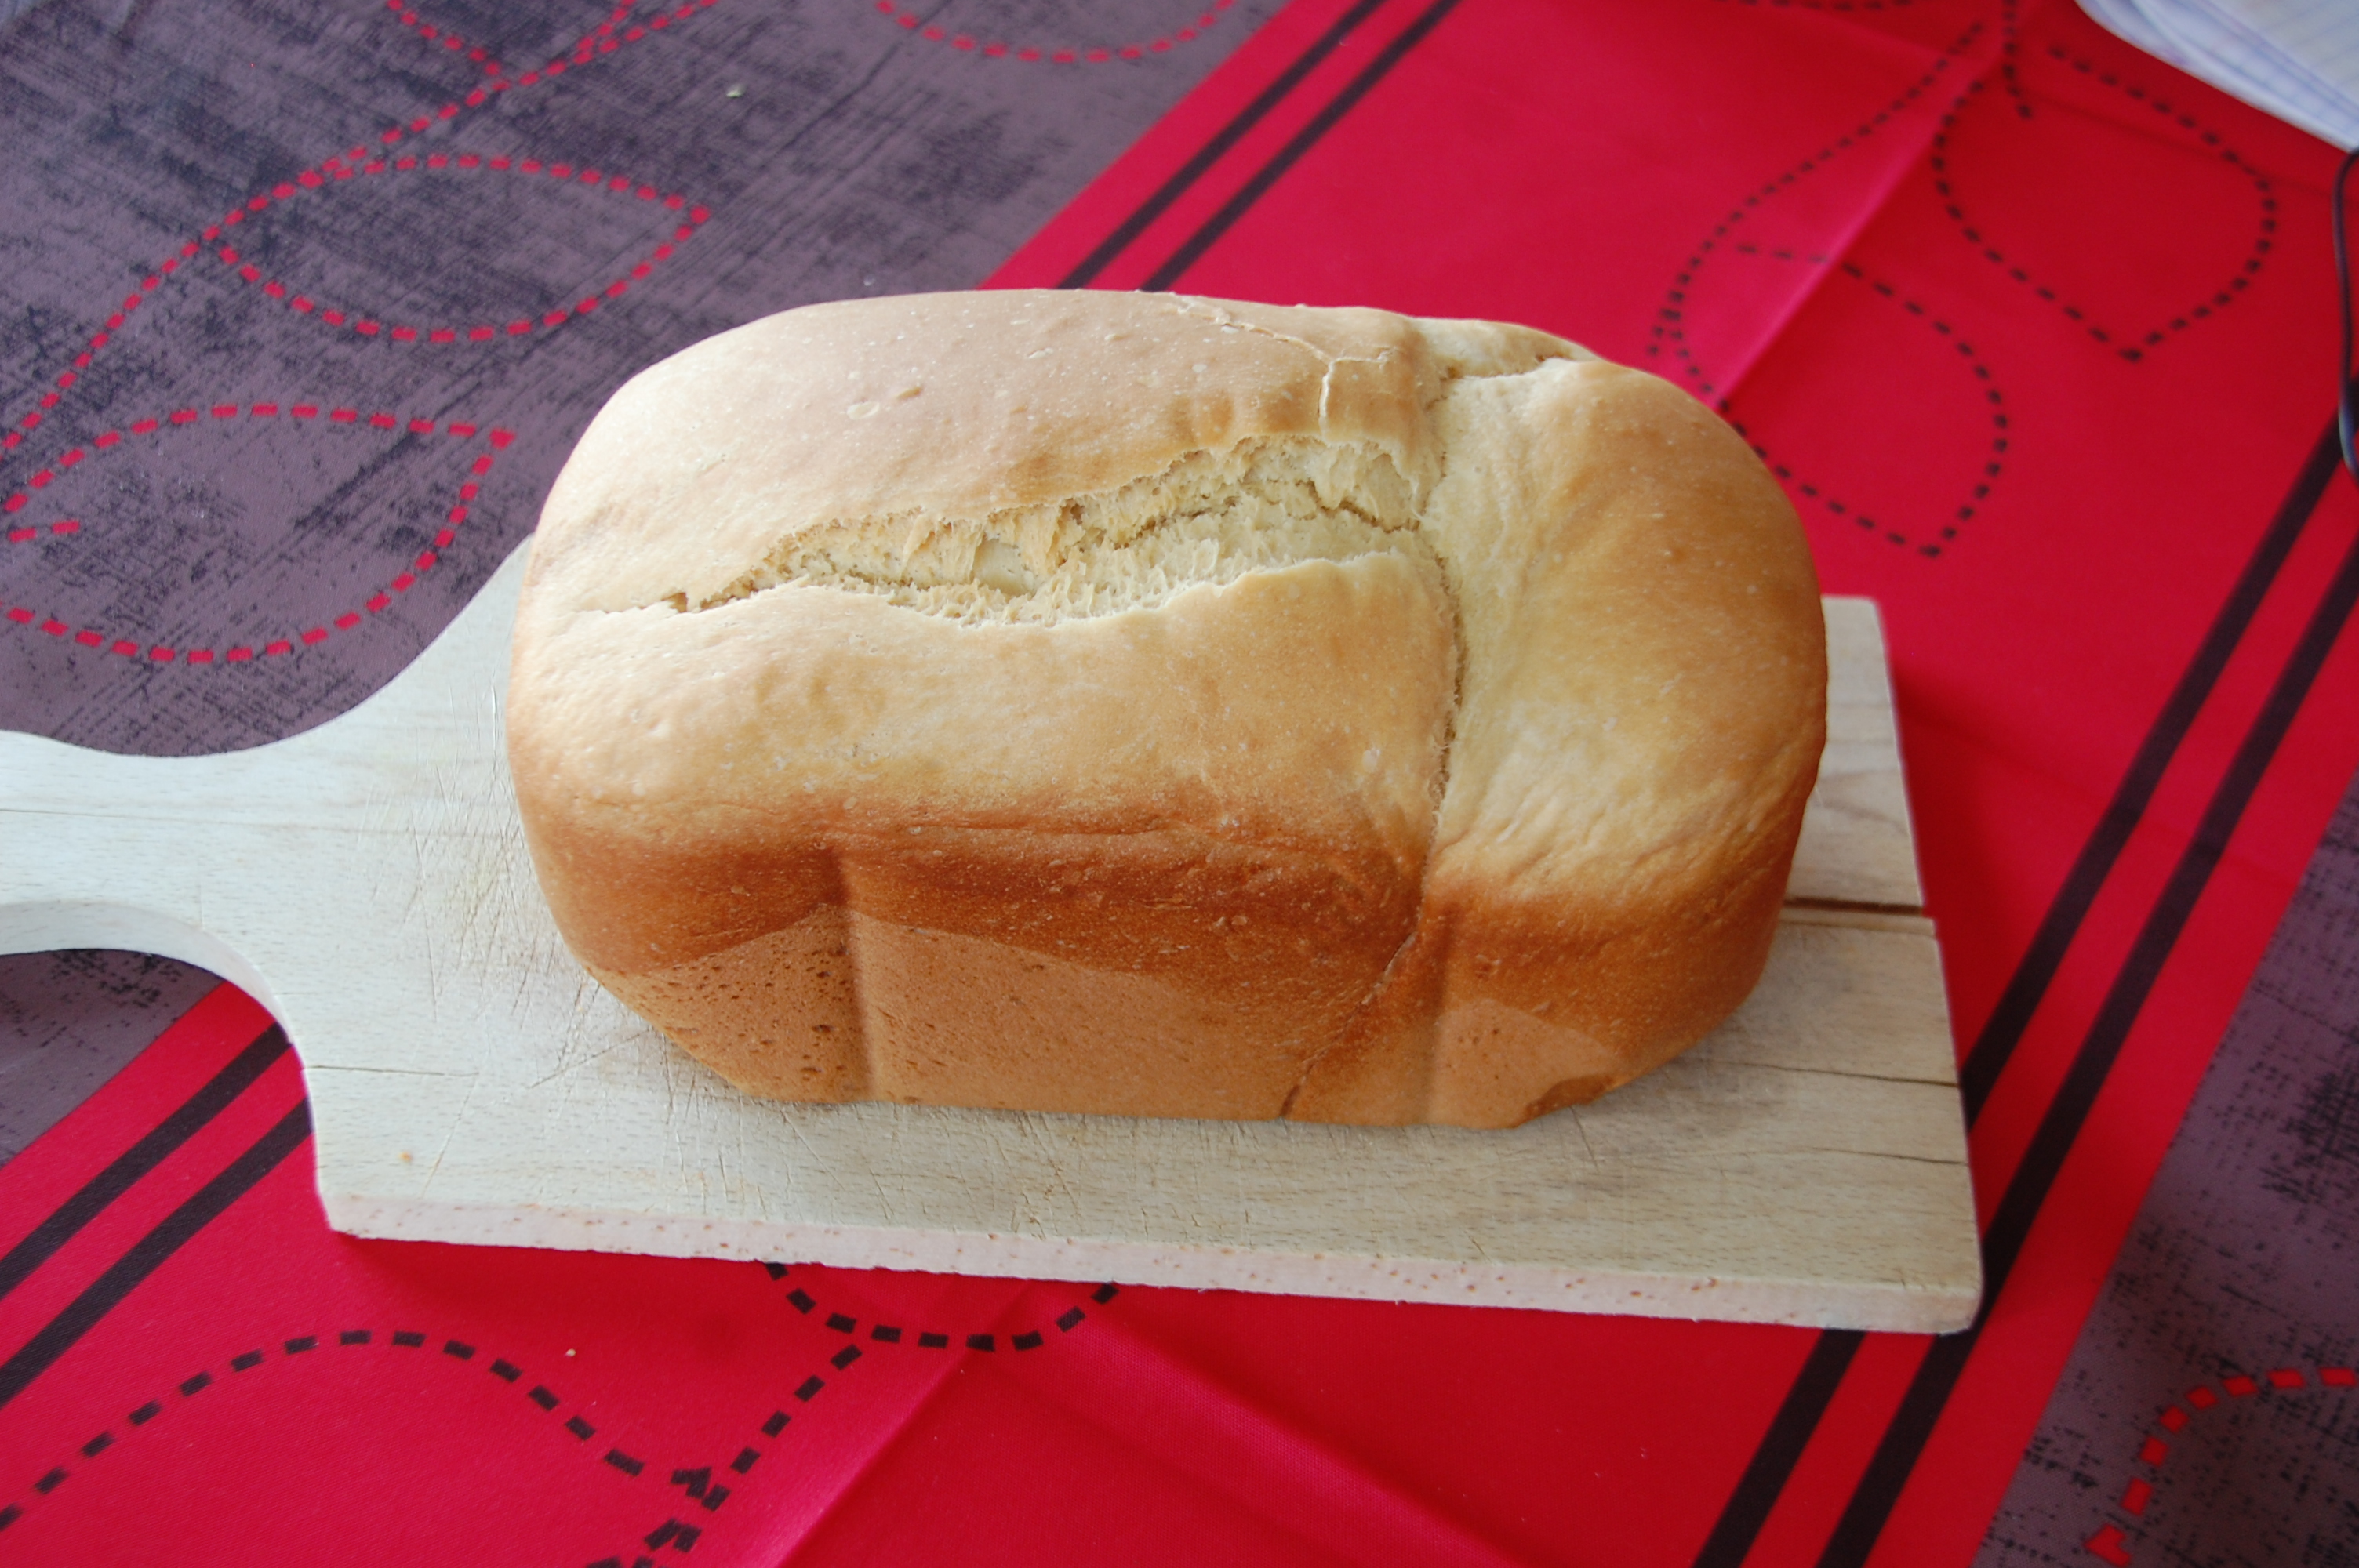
(1720, 252, 2011, 554)
(0, 1317, 844, 1562)
(1647, 19, 1979, 387)
(1711, 0, 1924, 13)
(1996, 0, 2028, 115)
(759, 1260, 1119, 1352)
(0, 1263, 1123, 1555)
(1928, 43, 2274, 361)
(0, 1323, 652, 1540)
(579, 1292, 892, 1568)
(1649, 19, 2002, 556)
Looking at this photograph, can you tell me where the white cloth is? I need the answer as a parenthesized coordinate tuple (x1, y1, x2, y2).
(2079, 0, 2359, 150)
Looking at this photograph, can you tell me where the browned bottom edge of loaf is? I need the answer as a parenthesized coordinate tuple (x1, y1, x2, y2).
(587, 903, 1757, 1131)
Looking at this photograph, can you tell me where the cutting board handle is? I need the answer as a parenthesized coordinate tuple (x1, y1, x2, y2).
(0, 541, 534, 1024)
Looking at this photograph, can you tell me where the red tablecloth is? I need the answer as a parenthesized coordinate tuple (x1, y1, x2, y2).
(2, 0, 2354, 1562)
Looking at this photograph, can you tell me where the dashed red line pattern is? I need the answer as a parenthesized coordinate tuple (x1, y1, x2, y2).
(381, 0, 510, 78)
(0, 0, 725, 470)
(2081, 1363, 2358, 1565)
(5, 520, 80, 545)
(203, 152, 707, 344)
(871, 0, 1233, 62)
(0, 403, 509, 666)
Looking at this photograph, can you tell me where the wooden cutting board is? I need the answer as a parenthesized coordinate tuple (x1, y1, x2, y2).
(0, 545, 1979, 1331)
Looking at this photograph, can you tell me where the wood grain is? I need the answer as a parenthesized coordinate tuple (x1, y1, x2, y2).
(0, 552, 1979, 1330)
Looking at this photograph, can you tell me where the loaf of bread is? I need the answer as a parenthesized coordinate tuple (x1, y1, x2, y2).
(508, 290, 1825, 1129)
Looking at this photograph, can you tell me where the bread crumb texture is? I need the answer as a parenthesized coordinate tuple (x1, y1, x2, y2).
(688, 437, 1426, 626)
(509, 291, 1826, 1128)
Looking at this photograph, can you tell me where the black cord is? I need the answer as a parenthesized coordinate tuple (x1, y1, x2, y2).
(2339, 146, 2359, 481)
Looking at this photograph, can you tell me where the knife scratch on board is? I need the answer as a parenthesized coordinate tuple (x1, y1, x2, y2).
(420, 1070, 484, 1194)
(1567, 1107, 1603, 1178)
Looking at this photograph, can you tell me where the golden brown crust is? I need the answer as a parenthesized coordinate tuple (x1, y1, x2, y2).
(510, 290, 1823, 1128)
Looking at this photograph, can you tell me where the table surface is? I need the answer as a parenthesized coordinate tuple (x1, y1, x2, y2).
(2, 0, 2356, 1563)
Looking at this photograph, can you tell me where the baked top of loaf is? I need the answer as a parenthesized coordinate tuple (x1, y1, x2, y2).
(508, 290, 1825, 1127)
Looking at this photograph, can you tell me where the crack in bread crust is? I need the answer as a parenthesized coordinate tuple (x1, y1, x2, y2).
(652, 437, 1430, 627)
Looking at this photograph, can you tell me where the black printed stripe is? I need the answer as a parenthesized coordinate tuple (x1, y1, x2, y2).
(1140, 0, 1463, 290)
(1690, 1330, 1864, 1568)
(1815, 485, 2359, 1567)
(1957, 418, 2348, 1122)
(0, 1024, 289, 1302)
(1690, 407, 2351, 1568)
(0, 1101, 311, 1413)
(1057, 0, 1394, 288)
